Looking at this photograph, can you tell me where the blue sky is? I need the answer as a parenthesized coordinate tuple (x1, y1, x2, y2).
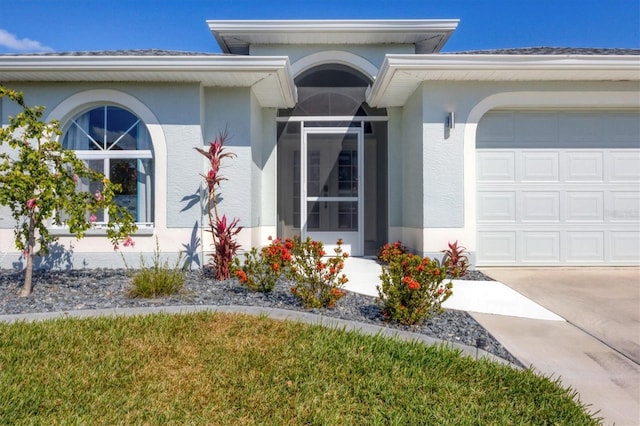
(1, 0, 638, 54)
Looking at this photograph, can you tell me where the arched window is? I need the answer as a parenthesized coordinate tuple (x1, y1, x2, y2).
(62, 105, 154, 224)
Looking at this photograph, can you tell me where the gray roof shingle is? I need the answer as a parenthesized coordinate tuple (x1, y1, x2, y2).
(447, 46, 640, 55)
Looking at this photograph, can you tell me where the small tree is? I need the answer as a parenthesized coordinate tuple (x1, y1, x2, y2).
(196, 128, 242, 280)
(0, 86, 137, 296)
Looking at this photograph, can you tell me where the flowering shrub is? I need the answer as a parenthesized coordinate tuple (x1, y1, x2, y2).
(196, 128, 242, 280)
(377, 253, 453, 325)
(286, 238, 349, 308)
(377, 241, 409, 264)
(441, 240, 469, 278)
(0, 86, 136, 296)
(233, 237, 294, 292)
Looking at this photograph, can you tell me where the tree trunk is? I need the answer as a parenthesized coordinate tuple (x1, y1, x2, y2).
(20, 214, 36, 297)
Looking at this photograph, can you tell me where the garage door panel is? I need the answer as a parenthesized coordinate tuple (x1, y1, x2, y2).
(566, 192, 604, 222)
(477, 151, 515, 181)
(477, 110, 640, 266)
(520, 151, 559, 181)
(521, 232, 560, 262)
(566, 232, 604, 262)
(609, 192, 640, 222)
(478, 232, 516, 262)
(521, 192, 560, 222)
(609, 151, 640, 181)
(478, 192, 516, 221)
(565, 152, 603, 181)
(610, 231, 640, 261)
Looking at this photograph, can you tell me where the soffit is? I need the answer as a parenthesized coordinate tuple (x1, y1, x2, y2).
(368, 54, 640, 107)
(207, 20, 460, 55)
(0, 55, 297, 108)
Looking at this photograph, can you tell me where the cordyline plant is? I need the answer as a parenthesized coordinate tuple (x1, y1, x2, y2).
(0, 86, 137, 296)
(441, 240, 469, 278)
(196, 128, 242, 280)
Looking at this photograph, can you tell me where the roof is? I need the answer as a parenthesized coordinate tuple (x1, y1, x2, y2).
(449, 47, 640, 55)
(0, 52, 297, 108)
(208, 19, 459, 55)
(367, 53, 640, 107)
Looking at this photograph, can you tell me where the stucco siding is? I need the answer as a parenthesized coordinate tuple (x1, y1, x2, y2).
(399, 86, 424, 233)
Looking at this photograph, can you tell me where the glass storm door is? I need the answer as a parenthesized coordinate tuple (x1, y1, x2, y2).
(302, 128, 364, 256)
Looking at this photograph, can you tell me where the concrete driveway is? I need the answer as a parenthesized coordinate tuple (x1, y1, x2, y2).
(477, 267, 640, 425)
(481, 267, 640, 364)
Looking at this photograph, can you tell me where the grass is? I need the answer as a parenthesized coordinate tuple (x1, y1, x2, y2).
(0, 312, 601, 425)
(125, 239, 185, 298)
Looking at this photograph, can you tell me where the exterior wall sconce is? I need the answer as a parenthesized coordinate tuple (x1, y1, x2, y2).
(447, 111, 455, 129)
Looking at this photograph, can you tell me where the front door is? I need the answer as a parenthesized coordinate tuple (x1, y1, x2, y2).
(302, 127, 363, 255)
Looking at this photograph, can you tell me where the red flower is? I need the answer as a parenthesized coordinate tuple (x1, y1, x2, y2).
(402, 276, 420, 290)
(26, 198, 37, 210)
(235, 270, 248, 283)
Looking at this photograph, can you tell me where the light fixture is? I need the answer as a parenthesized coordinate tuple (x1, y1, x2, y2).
(447, 111, 455, 129)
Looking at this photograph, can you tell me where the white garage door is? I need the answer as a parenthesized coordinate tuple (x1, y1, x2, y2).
(477, 110, 640, 265)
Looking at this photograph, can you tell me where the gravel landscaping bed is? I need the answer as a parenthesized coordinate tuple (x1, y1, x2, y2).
(0, 268, 521, 366)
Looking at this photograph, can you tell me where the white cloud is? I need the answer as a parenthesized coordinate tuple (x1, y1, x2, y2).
(0, 29, 54, 52)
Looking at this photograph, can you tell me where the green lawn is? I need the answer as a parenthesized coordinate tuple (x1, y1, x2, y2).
(0, 312, 600, 425)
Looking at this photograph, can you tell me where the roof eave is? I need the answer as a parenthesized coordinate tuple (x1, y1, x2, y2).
(207, 19, 460, 55)
(368, 54, 640, 107)
(0, 55, 297, 108)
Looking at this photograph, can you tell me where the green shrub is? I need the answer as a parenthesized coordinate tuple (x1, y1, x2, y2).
(233, 237, 293, 292)
(377, 253, 453, 325)
(286, 237, 349, 308)
(126, 240, 185, 298)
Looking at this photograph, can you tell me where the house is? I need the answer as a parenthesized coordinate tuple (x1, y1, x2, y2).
(1, 19, 639, 269)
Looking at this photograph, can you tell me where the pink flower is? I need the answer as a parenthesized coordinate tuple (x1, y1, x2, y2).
(113, 244, 120, 251)
(94, 191, 102, 202)
(90, 214, 97, 223)
(123, 236, 135, 247)
(26, 198, 37, 210)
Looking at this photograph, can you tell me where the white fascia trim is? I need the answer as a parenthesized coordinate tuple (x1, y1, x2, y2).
(368, 54, 640, 107)
(208, 19, 459, 53)
(0, 55, 297, 107)
(208, 19, 460, 32)
(0, 55, 292, 73)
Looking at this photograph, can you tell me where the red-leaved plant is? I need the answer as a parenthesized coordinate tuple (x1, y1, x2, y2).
(196, 128, 243, 280)
(441, 240, 469, 278)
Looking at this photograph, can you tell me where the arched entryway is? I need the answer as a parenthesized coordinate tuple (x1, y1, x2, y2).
(276, 64, 388, 256)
